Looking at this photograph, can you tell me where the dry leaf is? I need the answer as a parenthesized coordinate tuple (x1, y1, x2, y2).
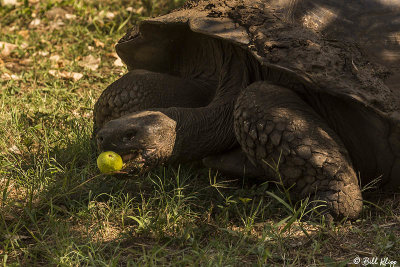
(29, 18, 41, 29)
(98, 10, 115, 20)
(37, 51, 49, 56)
(114, 58, 124, 67)
(2, 0, 18, 5)
(49, 69, 58, 77)
(49, 69, 83, 81)
(8, 145, 21, 154)
(20, 42, 28, 49)
(45, 7, 67, 19)
(48, 54, 71, 67)
(4, 62, 22, 72)
(1, 73, 21, 81)
(40, 38, 51, 45)
(105, 12, 115, 19)
(48, 20, 65, 30)
(78, 55, 100, 71)
(18, 30, 29, 39)
(65, 13, 77, 20)
(0, 42, 18, 57)
(49, 54, 61, 62)
(134, 7, 144, 15)
(20, 58, 32, 65)
(107, 52, 119, 59)
(63, 71, 83, 81)
(7, 25, 17, 32)
(93, 38, 104, 48)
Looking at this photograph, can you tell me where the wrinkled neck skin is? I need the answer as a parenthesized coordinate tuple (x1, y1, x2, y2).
(154, 44, 257, 163)
(155, 101, 237, 163)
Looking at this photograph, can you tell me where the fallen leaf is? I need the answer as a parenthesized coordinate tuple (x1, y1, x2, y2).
(8, 145, 21, 154)
(48, 20, 65, 30)
(1, 73, 21, 80)
(49, 54, 61, 62)
(107, 52, 119, 59)
(48, 69, 58, 77)
(93, 38, 104, 48)
(114, 58, 124, 67)
(29, 18, 41, 29)
(0, 42, 18, 57)
(48, 69, 83, 81)
(134, 6, 145, 15)
(6, 26, 16, 32)
(40, 38, 51, 45)
(20, 42, 28, 49)
(63, 71, 83, 81)
(48, 54, 71, 67)
(17, 30, 29, 39)
(98, 10, 115, 20)
(2, 0, 18, 6)
(45, 7, 67, 19)
(4, 62, 22, 72)
(105, 12, 115, 19)
(20, 58, 32, 65)
(37, 51, 49, 56)
(78, 55, 100, 71)
(65, 13, 77, 20)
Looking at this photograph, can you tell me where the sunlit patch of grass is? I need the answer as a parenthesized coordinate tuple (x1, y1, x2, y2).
(1, 0, 399, 265)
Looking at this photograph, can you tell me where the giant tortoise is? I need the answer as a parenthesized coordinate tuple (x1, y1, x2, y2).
(94, 0, 400, 219)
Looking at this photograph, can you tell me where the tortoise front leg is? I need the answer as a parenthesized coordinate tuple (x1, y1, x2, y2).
(94, 69, 215, 133)
(234, 81, 363, 219)
(202, 147, 265, 179)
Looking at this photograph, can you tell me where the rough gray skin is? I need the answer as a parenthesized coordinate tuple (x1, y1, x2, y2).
(94, 0, 400, 219)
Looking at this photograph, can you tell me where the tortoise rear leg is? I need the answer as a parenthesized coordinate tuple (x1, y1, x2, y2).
(234, 82, 363, 219)
(94, 69, 214, 132)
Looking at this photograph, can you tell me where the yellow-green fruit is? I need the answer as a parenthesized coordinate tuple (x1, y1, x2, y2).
(97, 151, 123, 174)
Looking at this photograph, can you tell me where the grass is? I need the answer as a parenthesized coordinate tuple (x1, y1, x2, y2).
(0, 0, 399, 265)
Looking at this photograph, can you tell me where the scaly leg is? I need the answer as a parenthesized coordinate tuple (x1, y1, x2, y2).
(233, 82, 363, 219)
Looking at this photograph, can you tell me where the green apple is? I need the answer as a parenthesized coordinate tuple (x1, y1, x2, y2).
(97, 151, 123, 174)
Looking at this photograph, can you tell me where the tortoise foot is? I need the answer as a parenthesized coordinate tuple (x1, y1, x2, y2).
(234, 81, 363, 219)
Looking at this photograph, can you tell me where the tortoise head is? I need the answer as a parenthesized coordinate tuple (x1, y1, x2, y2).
(96, 111, 177, 172)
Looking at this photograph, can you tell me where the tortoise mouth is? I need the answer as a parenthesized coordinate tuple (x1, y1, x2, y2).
(122, 152, 143, 163)
(119, 148, 158, 175)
